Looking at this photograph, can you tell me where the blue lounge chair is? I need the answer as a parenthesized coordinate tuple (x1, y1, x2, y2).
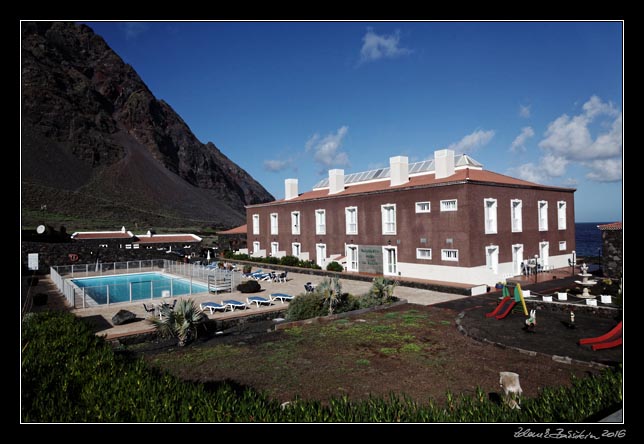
(200, 302, 227, 315)
(270, 293, 294, 303)
(247, 296, 273, 307)
(223, 299, 247, 311)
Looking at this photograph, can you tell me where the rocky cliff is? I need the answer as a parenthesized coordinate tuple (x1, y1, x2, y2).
(21, 21, 273, 229)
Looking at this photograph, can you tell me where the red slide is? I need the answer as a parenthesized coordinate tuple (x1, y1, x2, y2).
(579, 321, 622, 345)
(592, 338, 622, 351)
(495, 300, 517, 320)
(485, 297, 511, 318)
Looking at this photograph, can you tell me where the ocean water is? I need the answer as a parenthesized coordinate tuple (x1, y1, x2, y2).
(574, 222, 609, 259)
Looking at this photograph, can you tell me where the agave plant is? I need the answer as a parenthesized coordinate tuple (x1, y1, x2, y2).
(149, 299, 207, 346)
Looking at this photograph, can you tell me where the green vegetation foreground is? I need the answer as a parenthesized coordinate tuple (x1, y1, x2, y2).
(22, 311, 621, 422)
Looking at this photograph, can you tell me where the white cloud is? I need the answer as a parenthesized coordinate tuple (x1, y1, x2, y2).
(305, 126, 350, 169)
(539, 96, 621, 160)
(514, 163, 546, 184)
(263, 159, 291, 172)
(447, 129, 495, 154)
(541, 153, 569, 177)
(510, 126, 535, 152)
(513, 154, 568, 184)
(359, 28, 412, 64)
(519, 104, 531, 118)
(122, 22, 149, 40)
(584, 158, 622, 182)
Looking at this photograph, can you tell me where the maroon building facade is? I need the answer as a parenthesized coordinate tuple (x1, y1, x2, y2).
(245, 150, 575, 292)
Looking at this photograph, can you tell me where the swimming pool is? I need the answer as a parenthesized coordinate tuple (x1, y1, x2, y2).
(71, 272, 208, 305)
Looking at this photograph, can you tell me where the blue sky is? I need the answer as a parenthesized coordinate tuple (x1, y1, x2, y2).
(84, 21, 622, 222)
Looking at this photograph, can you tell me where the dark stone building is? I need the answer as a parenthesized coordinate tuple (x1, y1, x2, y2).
(598, 222, 623, 278)
(245, 149, 576, 293)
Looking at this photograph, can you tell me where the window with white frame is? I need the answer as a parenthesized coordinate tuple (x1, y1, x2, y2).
(270, 241, 279, 256)
(345, 206, 358, 235)
(415, 201, 431, 213)
(559, 241, 567, 251)
(315, 209, 326, 235)
(416, 248, 432, 260)
(484, 198, 498, 234)
(291, 211, 300, 235)
(252, 214, 260, 235)
(511, 199, 523, 232)
(557, 201, 567, 230)
(440, 199, 458, 212)
(252, 241, 260, 253)
(381, 204, 396, 235)
(292, 242, 301, 257)
(346, 244, 359, 272)
(270, 213, 279, 235)
(538, 200, 548, 231)
(441, 249, 459, 261)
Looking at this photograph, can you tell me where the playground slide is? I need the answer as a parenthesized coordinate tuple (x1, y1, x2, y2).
(579, 321, 623, 345)
(592, 337, 622, 351)
(495, 300, 517, 320)
(485, 297, 511, 318)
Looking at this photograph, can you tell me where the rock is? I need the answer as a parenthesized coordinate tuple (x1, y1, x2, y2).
(21, 22, 273, 228)
(112, 309, 136, 325)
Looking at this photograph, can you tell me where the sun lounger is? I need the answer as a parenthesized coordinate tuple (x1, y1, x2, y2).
(247, 296, 273, 307)
(200, 302, 227, 315)
(223, 299, 247, 311)
(270, 293, 294, 303)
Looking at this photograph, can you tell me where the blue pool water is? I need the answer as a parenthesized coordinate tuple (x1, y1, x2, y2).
(71, 272, 208, 304)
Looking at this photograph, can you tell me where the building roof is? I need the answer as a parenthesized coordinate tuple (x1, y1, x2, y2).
(71, 230, 134, 240)
(249, 168, 574, 208)
(597, 222, 622, 231)
(134, 233, 202, 244)
(218, 224, 247, 235)
(312, 154, 484, 189)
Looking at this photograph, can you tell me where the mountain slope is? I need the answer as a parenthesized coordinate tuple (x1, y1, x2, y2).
(21, 21, 273, 229)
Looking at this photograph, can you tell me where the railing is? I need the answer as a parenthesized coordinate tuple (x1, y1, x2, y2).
(49, 259, 236, 309)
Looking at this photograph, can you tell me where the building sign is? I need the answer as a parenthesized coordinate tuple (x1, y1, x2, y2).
(359, 245, 383, 274)
(27, 253, 39, 271)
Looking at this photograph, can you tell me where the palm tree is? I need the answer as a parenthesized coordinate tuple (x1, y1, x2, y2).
(149, 299, 207, 346)
(370, 277, 397, 303)
(317, 277, 342, 315)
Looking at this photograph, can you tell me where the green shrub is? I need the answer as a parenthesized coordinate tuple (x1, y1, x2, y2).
(242, 264, 252, 274)
(21, 311, 622, 422)
(285, 292, 327, 321)
(264, 256, 280, 265)
(279, 255, 300, 267)
(237, 280, 261, 293)
(326, 261, 344, 272)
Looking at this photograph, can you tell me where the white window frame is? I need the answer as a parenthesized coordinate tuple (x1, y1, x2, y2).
(440, 199, 458, 212)
(381, 204, 397, 235)
(382, 246, 398, 276)
(292, 242, 301, 257)
(441, 249, 459, 261)
(485, 245, 499, 274)
(291, 211, 300, 235)
(252, 241, 260, 253)
(559, 241, 567, 251)
(557, 201, 567, 230)
(315, 209, 326, 235)
(345, 206, 358, 235)
(416, 248, 432, 260)
(538, 200, 548, 231)
(270, 241, 279, 256)
(415, 201, 431, 213)
(511, 199, 523, 233)
(346, 244, 359, 272)
(484, 198, 498, 234)
(270, 213, 279, 235)
(252, 214, 260, 235)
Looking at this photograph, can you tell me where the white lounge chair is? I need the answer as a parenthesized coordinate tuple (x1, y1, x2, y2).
(247, 296, 273, 307)
(270, 293, 294, 304)
(223, 299, 247, 311)
(200, 302, 227, 315)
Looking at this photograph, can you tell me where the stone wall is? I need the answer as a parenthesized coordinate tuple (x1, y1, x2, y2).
(601, 230, 623, 278)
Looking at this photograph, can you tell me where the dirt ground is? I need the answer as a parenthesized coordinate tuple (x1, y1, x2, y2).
(134, 303, 612, 405)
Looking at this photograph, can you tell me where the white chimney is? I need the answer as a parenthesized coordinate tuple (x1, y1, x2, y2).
(121, 226, 126, 233)
(328, 169, 345, 194)
(147, 230, 152, 237)
(434, 149, 455, 179)
(390, 156, 409, 186)
(285, 178, 298, 200)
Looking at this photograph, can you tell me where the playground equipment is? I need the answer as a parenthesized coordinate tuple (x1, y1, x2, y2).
(579, 321, 622, 351)
(485, 283, 528, 320)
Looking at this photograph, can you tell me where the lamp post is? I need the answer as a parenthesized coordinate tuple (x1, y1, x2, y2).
(534, 254, 539, 284)
(570, 250, 576, 276)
